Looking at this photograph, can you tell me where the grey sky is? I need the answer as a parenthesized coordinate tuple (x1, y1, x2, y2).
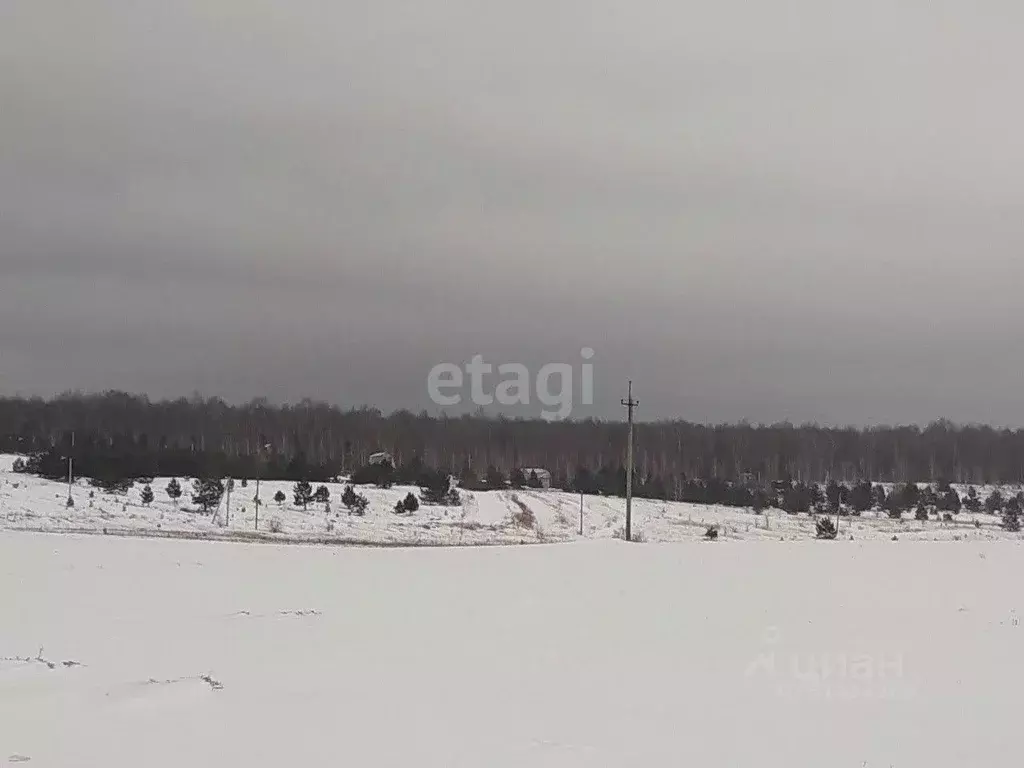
(2, 1, 1023, 425)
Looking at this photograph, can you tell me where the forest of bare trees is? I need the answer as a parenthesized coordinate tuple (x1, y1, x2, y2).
(4, 392, 1024, 486)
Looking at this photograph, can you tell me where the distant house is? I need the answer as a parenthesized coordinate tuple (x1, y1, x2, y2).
(522, 468, 552, 489)
(367, 452, 394, 466)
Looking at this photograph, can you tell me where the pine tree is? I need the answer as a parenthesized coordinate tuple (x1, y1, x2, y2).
(485, 465, 506, 490)
(313, 485, 330, 504)
(293, 480, 313, 510)
(342, 484, 358, 511)
(403, 492, 419, 513)
(527, 470, 542, 489)
(815, 516, 838, 539)
(192, 478, 225, 513)
(985, 490, 1005, 515)
(274, 490, 286, 506)
(166, 478, 183, 506)
(141, 484, 154, 506)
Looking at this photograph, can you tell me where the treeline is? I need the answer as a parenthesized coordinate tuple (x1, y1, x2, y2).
(6, 391, 1024, 484)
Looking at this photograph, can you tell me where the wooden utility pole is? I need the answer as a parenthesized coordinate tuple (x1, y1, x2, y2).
(579, 492, 584, 537)
(66, 431, 74, 507)
(225, 478, 232, 527)
(621, 381, 638, 542)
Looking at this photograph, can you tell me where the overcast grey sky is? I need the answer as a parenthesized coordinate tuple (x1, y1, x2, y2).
(2, 1, 1023, 425)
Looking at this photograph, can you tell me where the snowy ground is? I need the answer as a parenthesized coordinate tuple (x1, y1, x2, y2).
(1, 532, 1021, 766)
(2, 455, 1020, 545)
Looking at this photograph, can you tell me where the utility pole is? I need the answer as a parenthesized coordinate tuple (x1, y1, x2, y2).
(621, 381, 638, 542)
(254, 443, 270, 532)
(579, 492, 584, 537)
(225, 478, 232, 527)
(66, 431, 75, 507)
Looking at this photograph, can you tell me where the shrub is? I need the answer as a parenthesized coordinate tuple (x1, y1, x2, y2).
(267, 517, 283, 533)
(915, 505, 929, 522)
(274, 490, 286, 506)
(705, 525, 719, 540)
(815, 516, 838, 540)
(313, 485, 330, 504)
(403, 492, 419, 513)
(393, 500, 406, 515)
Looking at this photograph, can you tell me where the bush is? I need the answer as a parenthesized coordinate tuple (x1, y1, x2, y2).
(267, 517, 283, 533)
(274, 490, 286, 506)
(403, 492, 419, 513)
(815, 516, 838, 540)
(915, 505, 929, 522)
(393, 500, 406, 515)
(705, 525, 719, 540)
(1002, 510, 1021, 532)
(313, 485, 330, 504)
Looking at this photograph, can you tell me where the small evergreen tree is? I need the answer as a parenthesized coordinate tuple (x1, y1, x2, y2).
(166, 478, 183, 506)
(815, 516, 838, 540)
(342, 484, 358, 511)
(293, 480, 313, 510)
(849, 481, 873, 514)
(1002, 508, 1021, 532)
(141, 484, 154, 506)
(403, 492, 419, 513)
(192, 478, 225, 514)
(985, 490, 1005, 515)
(342, 484, 368, 515)
(313, 485, 330, 504)
(915, 503, 929, 521)
(509, 468, 526, 490)
(964, 486, 982, 513)
(527, 470, 543, 489)
(393, 500, 406, 515)
(485, 465, 507, 490)
(872, 484, 888, 510)
(274, 490, 286, 506)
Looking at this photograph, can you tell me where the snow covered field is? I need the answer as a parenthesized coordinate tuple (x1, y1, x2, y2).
(2, 531, 1021, 766)
(2, 455, 1020, 545)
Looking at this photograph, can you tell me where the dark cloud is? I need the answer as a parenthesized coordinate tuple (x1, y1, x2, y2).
(3, 1, 1024, 425)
